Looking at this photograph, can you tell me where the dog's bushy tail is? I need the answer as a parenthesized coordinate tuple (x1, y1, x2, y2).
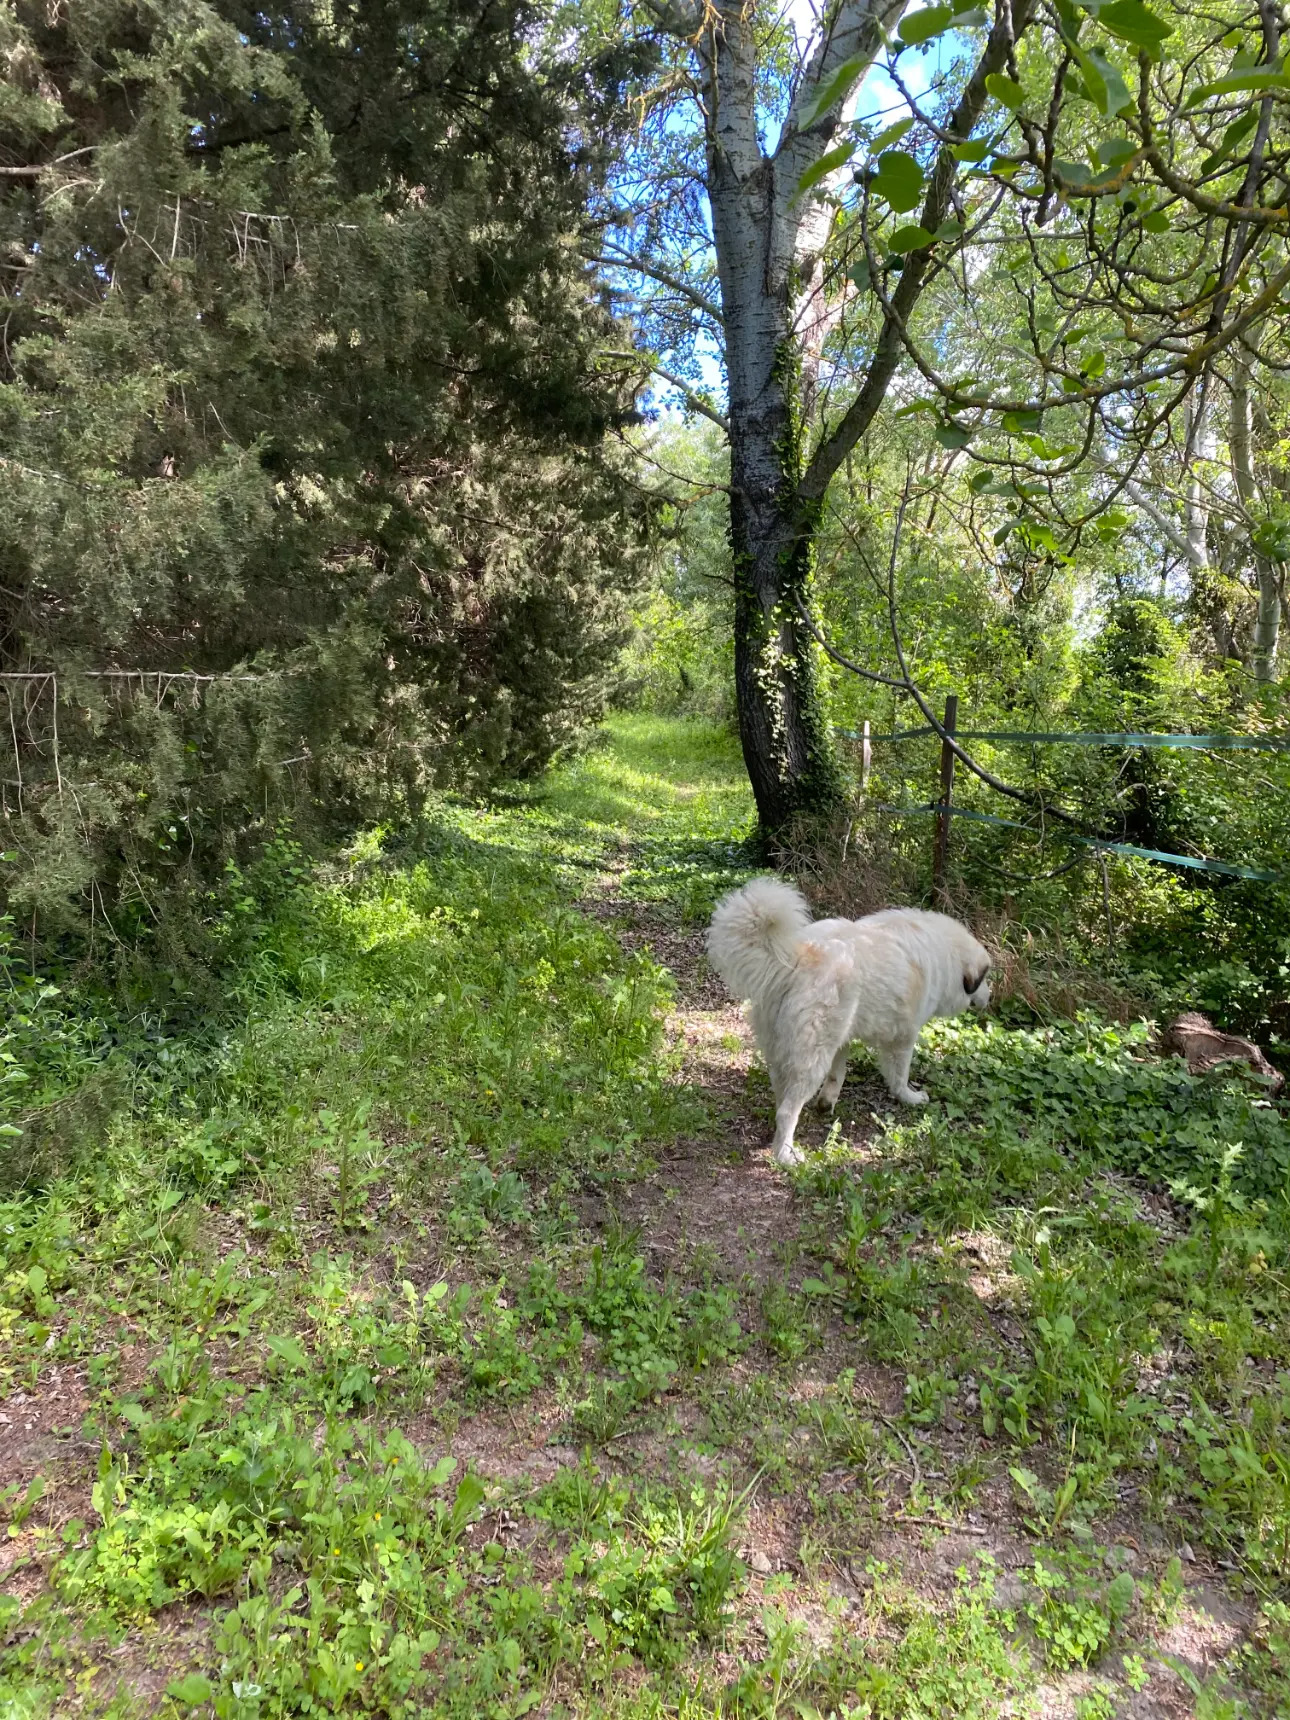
(707, 876, 811, 1002)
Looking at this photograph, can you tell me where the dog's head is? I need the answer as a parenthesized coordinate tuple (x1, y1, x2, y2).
(962, 959, 992, 1013)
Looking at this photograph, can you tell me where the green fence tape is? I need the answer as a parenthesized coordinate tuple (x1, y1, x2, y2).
(844, 727, 1290, 751)
(875, 802, 1282, 882)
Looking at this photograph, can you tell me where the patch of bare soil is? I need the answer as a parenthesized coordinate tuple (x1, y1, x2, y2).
(0, 1364, 94, 1491)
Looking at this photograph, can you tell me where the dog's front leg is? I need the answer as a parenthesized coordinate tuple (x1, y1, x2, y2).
(876, 1042, 928, 1106)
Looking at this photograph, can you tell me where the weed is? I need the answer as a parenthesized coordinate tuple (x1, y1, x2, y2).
(569, 1483, 746, 1667)
(1023, 1546, 1139, 1670)
(759, 1278, 820, 1363)
(734, 1558, 1027, 1719)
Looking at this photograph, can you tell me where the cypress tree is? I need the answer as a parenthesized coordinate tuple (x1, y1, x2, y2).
(0, 0, 646, 939)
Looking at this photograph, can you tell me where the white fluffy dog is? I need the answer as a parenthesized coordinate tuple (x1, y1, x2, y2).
(707, 877, 992, 1167)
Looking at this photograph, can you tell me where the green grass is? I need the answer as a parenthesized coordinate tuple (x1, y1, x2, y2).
(1, 714, 1288, 1718)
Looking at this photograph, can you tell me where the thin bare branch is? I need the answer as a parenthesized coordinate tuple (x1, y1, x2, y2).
(604, 348, 730, 432)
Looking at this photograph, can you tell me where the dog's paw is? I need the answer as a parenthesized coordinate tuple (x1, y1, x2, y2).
(899, 1085, 930, 1106)
(814, 1088, 840, 1112)
(773, 1141, 805, 1168)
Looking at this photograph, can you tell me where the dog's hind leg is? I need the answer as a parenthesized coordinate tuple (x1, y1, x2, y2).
(814, 1042, 850, 1111)
(770, 1049, 838, 1167)
(876, 1041, 928, 1105)
(769, 1083, 813, 1167)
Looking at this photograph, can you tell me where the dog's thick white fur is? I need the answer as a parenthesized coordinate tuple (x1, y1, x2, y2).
(707, 877, 991, 1167)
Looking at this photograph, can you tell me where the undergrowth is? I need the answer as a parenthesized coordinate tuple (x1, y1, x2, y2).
(0, 716, 1287, 1718)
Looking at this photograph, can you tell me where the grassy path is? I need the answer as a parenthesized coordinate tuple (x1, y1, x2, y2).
(0, 716, 1286, 1718)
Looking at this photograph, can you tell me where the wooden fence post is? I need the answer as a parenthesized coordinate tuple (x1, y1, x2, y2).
(932, 694, 958, 903)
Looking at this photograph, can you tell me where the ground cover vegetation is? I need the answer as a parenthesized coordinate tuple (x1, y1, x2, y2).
(1, 0, 1289, 1715)
(0, 718, 1287, 1716)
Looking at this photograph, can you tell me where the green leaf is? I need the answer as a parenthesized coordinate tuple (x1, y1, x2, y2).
(893, 398, 939, 417)
(1141, 209, 1170, 232)
(899, 6, 955, 46)
(952, 137, 991, 162)
(800, 1277, 833, 1294)
(1019, 520, 1067, 559)
(797, 139, 857, 196)
(167, 1674, 215, 1707)
(985, 73, 1026, 111)
(951, 6, 990, 22)
(801, 55, 869, 128)
(848, 258, 872, 292)
(1200, 110, 1259, 173)
(1079, 44, 1132, 116)
(870, 116, 915, 153)
(450, 1469, 487, 1533)
(934, 218, 965, 241)
(935, 421, 972, 449)
(872, 149, 925, 211)
(1095, 0, 1174, 55)
(1096, 135, 1136, 169)
(27, 1264, 47, 1296)
(1054, 158, 1092, 186)
(888, 223, 937, 252)
(265, 1334, 310, 1371)
(1009, 1465, 1045, 1500)
(1187, 69, 1290, 107)
(1002, 409, 1043, 434)
(1106, 1570, 1136, 1617)
(1251, 515, 1290, 559)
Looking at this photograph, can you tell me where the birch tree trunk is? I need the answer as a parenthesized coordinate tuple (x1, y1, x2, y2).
(1231, 347, 1282, 683)
(699, 2, 900, 834)
(640, 0, 1037, 835)
(1184, 392, 1210, 580)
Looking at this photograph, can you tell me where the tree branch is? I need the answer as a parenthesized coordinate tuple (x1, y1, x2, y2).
(1120, 479, 1196, 565)
(790, 595, 907, 686)
(817, 488, 1091, 830)
(640, 0, 705, 37)
(591, 250, 724, 327)
(704, 2, 764, 182)
(604, 348, 729, 432)
(774, 0, 909, 212)
(799, 0, 1041, 506)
